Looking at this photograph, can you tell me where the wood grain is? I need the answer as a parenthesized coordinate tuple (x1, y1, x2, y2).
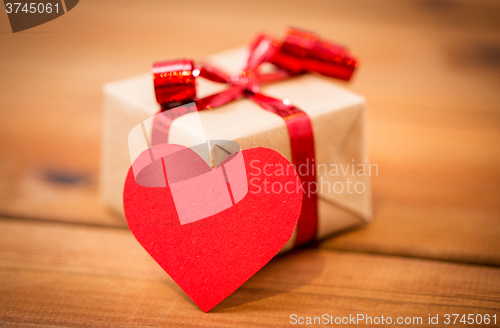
(0, 218, 499, 327)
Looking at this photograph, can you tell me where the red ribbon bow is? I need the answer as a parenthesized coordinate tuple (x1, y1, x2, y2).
(151, 28, 359, 247)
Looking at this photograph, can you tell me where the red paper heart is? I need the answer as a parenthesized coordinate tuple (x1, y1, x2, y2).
(124, 145, 302, 312)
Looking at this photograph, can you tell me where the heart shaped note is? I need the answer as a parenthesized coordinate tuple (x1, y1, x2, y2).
(124, 144, 302, 312)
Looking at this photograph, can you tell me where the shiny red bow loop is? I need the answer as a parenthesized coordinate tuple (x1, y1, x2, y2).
(151, 28, 359, 247)
(270, 27, 359, 81)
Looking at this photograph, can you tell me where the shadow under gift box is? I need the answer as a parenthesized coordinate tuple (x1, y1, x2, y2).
(100, 47, 372, 253)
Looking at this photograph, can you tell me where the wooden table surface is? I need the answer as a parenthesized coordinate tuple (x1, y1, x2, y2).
(1, 0, 499, 326)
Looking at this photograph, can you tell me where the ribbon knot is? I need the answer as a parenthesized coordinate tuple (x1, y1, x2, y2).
(230, 70, 260, 94)
(152, 28, 359, 247)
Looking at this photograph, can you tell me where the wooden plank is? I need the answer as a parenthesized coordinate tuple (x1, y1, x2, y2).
(0, 219, 499, 327)
(0, 159, 123, 227)
(319, 201, 500, 266)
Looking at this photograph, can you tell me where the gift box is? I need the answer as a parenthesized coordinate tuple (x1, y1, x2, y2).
(100, 37, 372, 253)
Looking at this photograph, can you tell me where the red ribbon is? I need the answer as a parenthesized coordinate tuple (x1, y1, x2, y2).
(151, 28, 359, 247)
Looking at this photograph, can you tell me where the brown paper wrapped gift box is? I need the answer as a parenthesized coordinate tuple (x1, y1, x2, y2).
(100, 47, 372, 253)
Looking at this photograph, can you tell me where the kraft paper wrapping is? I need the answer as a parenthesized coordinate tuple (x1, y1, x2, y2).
(100, 47, 372, 252)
